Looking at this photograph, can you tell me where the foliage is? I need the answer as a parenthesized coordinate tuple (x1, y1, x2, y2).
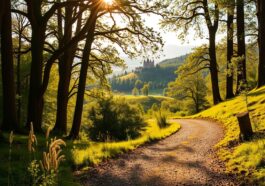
(27, 125, 66, 186)
(2, 124, 68, 186)
(155, 110, 168, 128)
(193, 86, 265, 184)
(117, 95, 174, 112)
(110, 57, 187, 94)
(141, 83, 150, 96)
(167, 71, 208, 114)
(88, 95, 147, 141)
(132, 87, 139, 96)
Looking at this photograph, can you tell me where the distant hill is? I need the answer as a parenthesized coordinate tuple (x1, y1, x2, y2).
(158, 54, 188, 68)
(110, 54, 189, 95)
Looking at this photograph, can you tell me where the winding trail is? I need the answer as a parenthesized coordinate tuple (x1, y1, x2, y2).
(81, 119, 239, 186)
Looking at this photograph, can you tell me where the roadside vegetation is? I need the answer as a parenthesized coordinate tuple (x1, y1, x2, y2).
(193, 87, 265, 184)
(0, 93, 181, 185)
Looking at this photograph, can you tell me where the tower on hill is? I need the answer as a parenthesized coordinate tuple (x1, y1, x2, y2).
(143, 59, 155, 68)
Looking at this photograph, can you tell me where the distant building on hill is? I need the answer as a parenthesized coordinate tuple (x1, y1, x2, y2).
(143, 59, 155, 68)
(135, 59, 155, 72)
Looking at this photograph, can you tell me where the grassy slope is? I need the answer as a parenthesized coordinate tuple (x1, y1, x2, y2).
(0, 119, 180, 186)
(194, 86, 265, 184)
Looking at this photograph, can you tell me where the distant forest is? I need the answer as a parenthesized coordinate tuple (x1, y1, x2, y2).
(110, 55, 188, 94)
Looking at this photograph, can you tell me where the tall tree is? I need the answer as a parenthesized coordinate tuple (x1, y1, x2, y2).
(226, 0, 235, 99)
(162, 0, 222, 104)
(11, 0, 81, 131)
(53, 3, 82, 134)
(0, 0, 19, 131)
(236, 0, 247, 92)
(68, 0, 163, 139)
(13, 13, 29, 124)
(257, 0, 265, 87)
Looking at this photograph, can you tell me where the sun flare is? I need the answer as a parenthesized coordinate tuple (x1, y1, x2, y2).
(103, 0, 114, 5)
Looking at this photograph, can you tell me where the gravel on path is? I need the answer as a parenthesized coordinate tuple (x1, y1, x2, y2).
(80, 119, 241, 186)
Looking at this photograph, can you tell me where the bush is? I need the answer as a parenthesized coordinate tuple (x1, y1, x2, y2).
(88, 96, 147, 141)
(155, 110, 168, 128)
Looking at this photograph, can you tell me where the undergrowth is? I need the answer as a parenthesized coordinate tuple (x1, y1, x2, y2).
(0, 119, 180, 185)
(193, 86, 265, 184)
(71, 119, 180, 168)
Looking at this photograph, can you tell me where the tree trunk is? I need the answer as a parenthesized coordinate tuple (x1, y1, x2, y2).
(209, 30, 222, 104)
(26, 26, 45, 132)
(236, 0, 247, 93)
(236, 112, 253, 141)
(68, 10, 98, 139)
(54, 6, 81, 134)
(26, 0, 46, 132)
(226, 2, 235, 99)
(257, 0, 265, 87)
(0, 0, 19, 131)
(17, 31, 22, 124)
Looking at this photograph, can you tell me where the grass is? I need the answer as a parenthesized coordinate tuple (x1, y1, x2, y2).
(193, 86, 265, 184)
(71, 119, 180, 167)
(0, 119, 180, 185)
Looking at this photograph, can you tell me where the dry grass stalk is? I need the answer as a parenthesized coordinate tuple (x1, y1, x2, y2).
(28, 123, 37, 152)
(9, 131, 14, 145)
(40, 137, 66, 172)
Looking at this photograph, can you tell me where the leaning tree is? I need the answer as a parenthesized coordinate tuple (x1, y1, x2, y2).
(161, 0, 222, 104)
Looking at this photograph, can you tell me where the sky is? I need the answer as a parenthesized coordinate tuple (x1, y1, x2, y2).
(115, 15, 209, 73)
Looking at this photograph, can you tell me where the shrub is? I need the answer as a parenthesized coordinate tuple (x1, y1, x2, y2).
(88, 96, 147, 141)
(27, 124, 66, 186)
(132, 87, 139, 96)
(155, 110, 169, 128)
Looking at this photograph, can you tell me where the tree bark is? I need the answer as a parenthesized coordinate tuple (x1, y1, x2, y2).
(68, 9, 98, 139)
(236, 0, 247, 93)
(0, 0, 19, 131)
(257, 0, 265, 87)
(203, 0, 222, 105)
(236, 112, 253, 141)
(226, 2, 235, 99)
(26, 25, 46, 132)
(17, 29, 22, 124)
(53, 5, 79, 134)
(209, 30, 222, 104)
(25, 0, 47, 132)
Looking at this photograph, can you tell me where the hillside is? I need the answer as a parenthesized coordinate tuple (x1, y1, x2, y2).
(118, 72, 138, 81)
(158, 54, 188, 68)
(110, 55, 188, 94)
(192, 87, 265, 184)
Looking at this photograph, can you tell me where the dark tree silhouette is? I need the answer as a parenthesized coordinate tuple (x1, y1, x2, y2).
(257, 0, 265, 87)
(236, 0, 247, 92)
(226, 0, 235, 99)
(0, 0, 19, 131)
(69, 6, 99, 139)
(53, 3, 82, 134)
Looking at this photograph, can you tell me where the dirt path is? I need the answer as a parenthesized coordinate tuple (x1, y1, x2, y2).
(80, 119, 239, 186)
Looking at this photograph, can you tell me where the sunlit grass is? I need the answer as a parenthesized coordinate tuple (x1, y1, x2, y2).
(71, 119, 180, 167)
(193, 86, 265, 184)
